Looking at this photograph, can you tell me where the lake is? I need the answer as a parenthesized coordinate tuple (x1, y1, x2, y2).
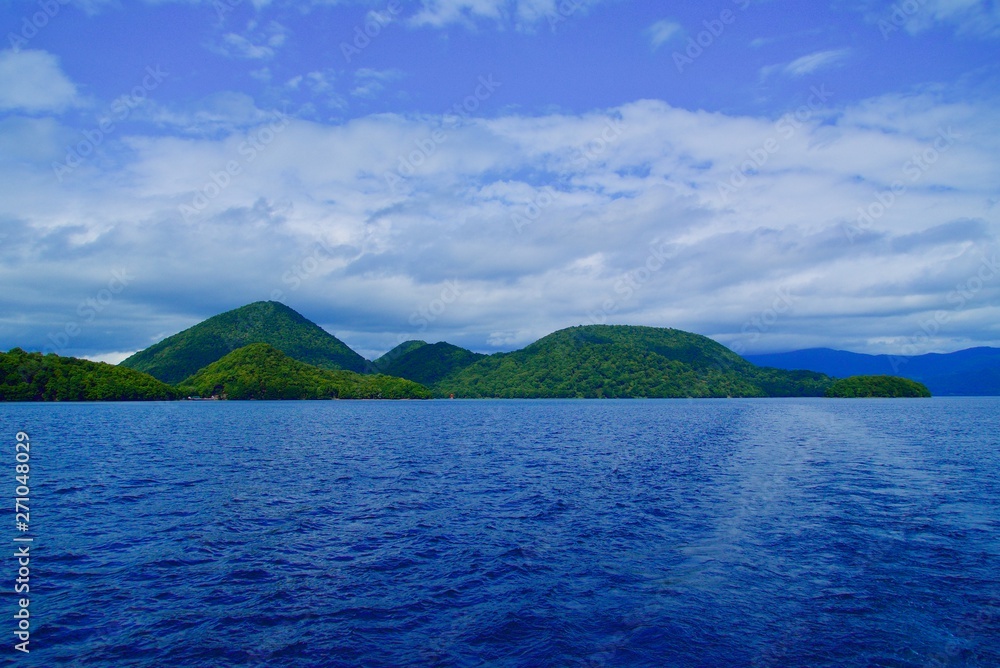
(3, 398, 998, 666)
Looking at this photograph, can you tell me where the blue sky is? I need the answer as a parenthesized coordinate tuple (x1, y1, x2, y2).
(1, 0, 998, 361)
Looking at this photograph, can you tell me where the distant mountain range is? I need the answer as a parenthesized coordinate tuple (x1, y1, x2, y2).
(744, 348, 1000, 396)
(2, 301, 948, 400)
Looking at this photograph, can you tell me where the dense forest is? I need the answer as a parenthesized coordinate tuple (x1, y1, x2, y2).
(825, 375, 932, 398)
(0, 348, 181, 401)
(374, 341, 486, 386)
(431, 325, 833, 398)
(3, 304, 932, 402)
(176, 343, 431, 400)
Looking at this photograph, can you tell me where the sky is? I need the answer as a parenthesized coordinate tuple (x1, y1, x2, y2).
(1, 0, 998, 362)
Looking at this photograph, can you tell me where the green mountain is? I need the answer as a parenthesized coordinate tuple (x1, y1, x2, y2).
(433, 325, 832, 398)
(1, 348, 180, 401)
(825, 375, 931, 398)
(374, 341, 486, 386)
(372, 340, 429, 370)
(176, 343, 430, 400)
(120, 301, 367, 384)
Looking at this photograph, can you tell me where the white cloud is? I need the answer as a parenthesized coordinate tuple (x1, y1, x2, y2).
(0, 49, 78, 112)
(285, 70, 347, 110)
(250, 67, 272, 82)
(1, 84, 998, 357)
(351, 68, 405, 99)
(646, 20, 682, 51)
(882, 0, 1000, 38)
(409, 0, 607, 29)
(762, 48, 851, 79)
(144, 92, 281, 135)
(220, 33, 273, 59)
(410, 0, 506, 28)
(214, 21, 289, 60)
(785, 48, 851, 76)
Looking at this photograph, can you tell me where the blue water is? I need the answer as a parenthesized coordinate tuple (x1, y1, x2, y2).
(2, 398, 999, 667)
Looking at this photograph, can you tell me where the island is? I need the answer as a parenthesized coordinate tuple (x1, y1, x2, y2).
(0, 302, 935, 401)
(824, 375, 932, 398)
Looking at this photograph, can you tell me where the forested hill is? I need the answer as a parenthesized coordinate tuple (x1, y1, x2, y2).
(1, 348, 180, 401)
(119, 301, 368, 384)
(371, 341, 430, 370)
(825, 375, 932, 398)
(373, 341, 486, 386)
(6, 312, 928, 400)
(432, 325, 832, 398)
(176, 343, 430, 400)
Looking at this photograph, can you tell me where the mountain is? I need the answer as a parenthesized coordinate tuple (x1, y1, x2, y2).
(372, 340, 429, 370)
(825, 375, 931, 398)
(433, 325, 832, 398)
(744, 347, 1000, 396)
(176, 343, 430, 400)
(373, 341, 486, 386)
(1, 348, 180, 401)
(120, 301, 368, 384)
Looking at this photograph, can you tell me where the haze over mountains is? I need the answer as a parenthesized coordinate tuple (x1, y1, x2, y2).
(745, 348, 1000, 396)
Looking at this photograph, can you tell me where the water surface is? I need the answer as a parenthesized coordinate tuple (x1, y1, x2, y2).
(3, 398, 998, 666)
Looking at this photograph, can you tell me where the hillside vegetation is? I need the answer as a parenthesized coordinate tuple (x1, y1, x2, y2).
(1, 348, 180, 401)
(120, 301, 367, 384)
(824, 375, 931, 398)
(176, 343, 431, 400)
(372, 340, 430, 370)
(4, 304, 867, 402)
(432, 325, 832, 398)
(374, 341, 486, 386)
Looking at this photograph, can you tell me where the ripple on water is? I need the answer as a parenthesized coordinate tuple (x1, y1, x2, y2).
(3, 398, 998, 667)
